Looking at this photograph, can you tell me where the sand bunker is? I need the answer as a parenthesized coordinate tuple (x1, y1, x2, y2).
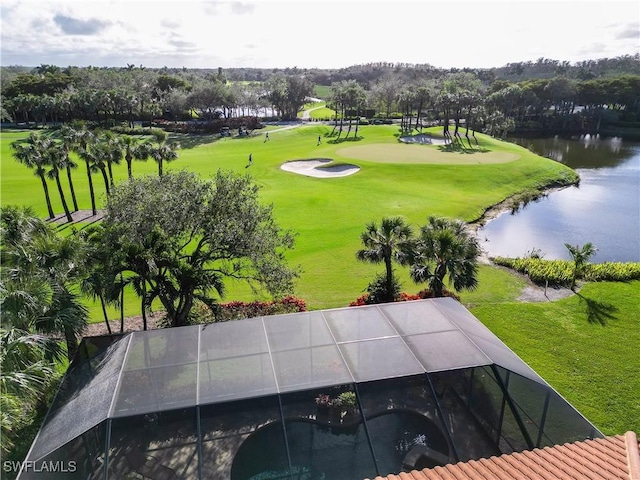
(399, 134, 449, 145)
(281, 158, 360, 178)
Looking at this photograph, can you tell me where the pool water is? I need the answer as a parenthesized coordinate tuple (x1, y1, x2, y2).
(231, 410, 449, 480)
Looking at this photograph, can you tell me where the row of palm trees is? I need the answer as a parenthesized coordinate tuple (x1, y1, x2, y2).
(11, 124, 179, 222)
(356, 216, 481, 302)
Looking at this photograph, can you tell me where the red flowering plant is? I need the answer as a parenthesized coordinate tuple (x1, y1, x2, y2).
(315, 394, 332, 407)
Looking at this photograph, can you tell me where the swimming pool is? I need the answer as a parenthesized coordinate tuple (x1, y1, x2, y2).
(231, 409, 450, 480)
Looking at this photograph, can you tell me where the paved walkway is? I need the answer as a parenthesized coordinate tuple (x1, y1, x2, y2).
(302, 104, 325, 120)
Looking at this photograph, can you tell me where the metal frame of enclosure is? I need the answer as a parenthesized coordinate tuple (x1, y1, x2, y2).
(20, 298, 601, 479)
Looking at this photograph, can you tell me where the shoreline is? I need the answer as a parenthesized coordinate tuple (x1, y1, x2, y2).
(467, 181, 577, 236)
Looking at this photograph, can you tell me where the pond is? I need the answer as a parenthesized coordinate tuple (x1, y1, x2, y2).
(477, 135, 640, 262)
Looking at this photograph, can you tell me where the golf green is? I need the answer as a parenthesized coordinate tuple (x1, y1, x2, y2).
(337, 143, 521, 164)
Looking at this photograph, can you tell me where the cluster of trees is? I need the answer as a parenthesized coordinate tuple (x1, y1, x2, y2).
(3, 54, 638, 133)
(356, 216, 481, 303)
(0, 169, 298, 455)
(0, 64, 313, 125)
(340, 70, 640, 139)
(11, 122, 180, 222)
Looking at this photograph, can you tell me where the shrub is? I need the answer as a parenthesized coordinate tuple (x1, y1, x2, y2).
(584, 262, 640, 282)
(177, 296, 307, 324)
(493, 257, 573, 286)
(348, 289, 458, 306)
(335, 391, 357, 408)
(493, 257, 640, 286)
(364, 273, 401, 305)
(349, 294, 370, 307)
(150, 116, 263, 134)
(416, 288, 461, 301)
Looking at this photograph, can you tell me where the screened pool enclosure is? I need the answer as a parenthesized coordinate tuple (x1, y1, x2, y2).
(21, 298, 602, 479)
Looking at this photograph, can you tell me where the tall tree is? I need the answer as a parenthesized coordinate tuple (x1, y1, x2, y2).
(45, 139, 74, 223)
(101, 170, 298, 327)
(10, 133, 55, 219)
(407, 216, 480, 298)
(77, 138, 112, 197)
(146, 129, 179, 177)
(101, 131, 124, 187)
(58, 125, 80, 212)
(119, 134, 149, 179)
(343, 80, 367, 139)
(356, 217, 413, 303)
(266, 73, 313, 120)
(78, 226, 117, 335)
(65, 122, 98, 215)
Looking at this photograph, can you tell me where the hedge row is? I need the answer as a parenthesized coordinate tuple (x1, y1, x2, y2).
(206, 296, 307, 322)
(151, 116, 263, 134)
(493, 257, 640, 286)
(349, 289, 460, 307)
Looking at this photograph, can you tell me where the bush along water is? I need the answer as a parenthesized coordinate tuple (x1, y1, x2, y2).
(492, 257, 640, 287)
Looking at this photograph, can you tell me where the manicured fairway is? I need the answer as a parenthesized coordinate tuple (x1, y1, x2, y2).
(2, 124, 578, 309)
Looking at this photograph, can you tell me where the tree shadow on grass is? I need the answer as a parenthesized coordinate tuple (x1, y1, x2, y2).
(436, 143, 490, 154)
(168, 133, 223, 149)
(326, 135, 364, 145)
(575, 292, 619, 326)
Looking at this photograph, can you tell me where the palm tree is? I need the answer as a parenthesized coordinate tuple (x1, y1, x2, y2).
(1, 207, 88, 361)
(65, 122, 97, 215)
(59, 125, 80, 212)
(408, 216, 481, 298)
(356, 217, 413, 303)
(0, 205, 51, 246)
(45, 140, 74, 223)
(120, 134, 148, 178)
(101, 131, 123, 188)
(0, 327, 62, 456)
(78, 139, 112, 197)
(565, 242, 597, 291)
(147, 129, 179, 177)
(78, 226, 118, 335)
(11, 133, 55, 219)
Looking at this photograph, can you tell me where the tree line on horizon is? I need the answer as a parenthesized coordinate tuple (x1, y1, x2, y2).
(1, 54, 639, 134)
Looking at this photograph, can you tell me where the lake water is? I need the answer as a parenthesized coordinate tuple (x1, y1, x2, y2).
(477, 135, 640, 263)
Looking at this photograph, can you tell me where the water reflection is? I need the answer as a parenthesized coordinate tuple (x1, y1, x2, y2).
(518, 135, 633, 169)
(478, 136, 640, 263)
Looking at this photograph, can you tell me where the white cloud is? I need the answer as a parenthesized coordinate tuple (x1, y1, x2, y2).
(1, 0, 638, 68)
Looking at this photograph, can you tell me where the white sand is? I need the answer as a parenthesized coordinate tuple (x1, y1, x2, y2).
(280, 159, 360, 178)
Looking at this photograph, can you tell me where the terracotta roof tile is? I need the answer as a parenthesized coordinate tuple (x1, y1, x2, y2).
(367, 431, 640, 480)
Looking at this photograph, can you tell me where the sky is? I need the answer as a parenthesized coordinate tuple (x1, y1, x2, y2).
(1, 0, 638, 70)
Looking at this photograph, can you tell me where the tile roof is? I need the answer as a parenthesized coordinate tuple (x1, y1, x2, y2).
(369, 431, 640, 480)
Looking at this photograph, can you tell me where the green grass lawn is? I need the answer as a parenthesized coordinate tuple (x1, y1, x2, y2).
(470, 280, 640, 436)
(2, 125, 578, 310)
(2, 124, 638, 437)
(312, 85, 331, 99)
(309, 106, 335, 119)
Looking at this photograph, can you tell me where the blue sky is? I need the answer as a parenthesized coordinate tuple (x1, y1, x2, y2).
(1, 0, 638, 69)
